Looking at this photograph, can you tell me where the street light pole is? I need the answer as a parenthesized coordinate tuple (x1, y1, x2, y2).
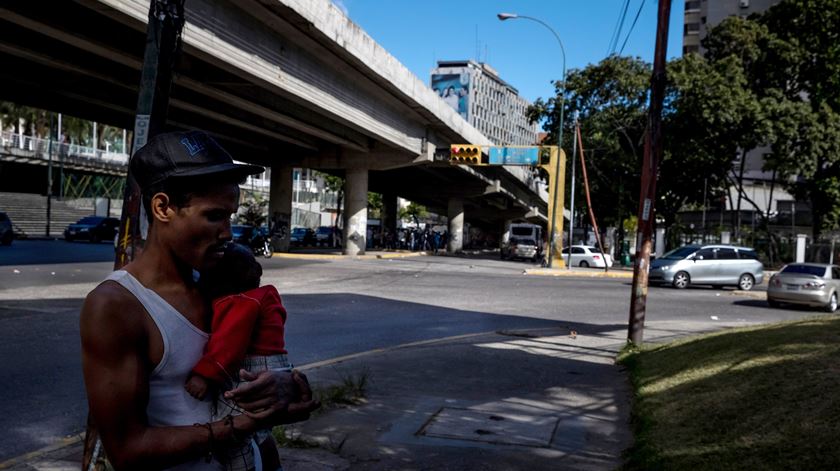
(498, 12, 566, 268)
(568, 112, 578, 268)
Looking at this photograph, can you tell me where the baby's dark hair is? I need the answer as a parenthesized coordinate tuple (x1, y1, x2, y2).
(199, 242, 262, 300)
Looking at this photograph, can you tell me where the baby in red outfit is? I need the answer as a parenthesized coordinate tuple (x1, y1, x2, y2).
(186, 242, 291, 471)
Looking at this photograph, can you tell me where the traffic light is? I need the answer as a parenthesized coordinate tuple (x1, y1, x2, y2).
(450, 144, 483, 165)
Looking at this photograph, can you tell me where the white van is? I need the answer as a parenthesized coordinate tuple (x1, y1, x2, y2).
(501, 223, 543, 261)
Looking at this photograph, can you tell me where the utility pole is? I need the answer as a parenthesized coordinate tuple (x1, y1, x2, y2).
(87, 2, 185, 468)
(627, 0, 672, 345)
(701, 177, 707, 237)
(46, 113, 54, 238)
(567, 111, 578, 268)
(58, 113, 64, 199)
(114, 0, 185, 269)
(575, 122, 608, 272)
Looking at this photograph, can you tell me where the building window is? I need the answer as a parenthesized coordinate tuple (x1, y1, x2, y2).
(683, 45, 700, 54)
(684, 23, 700, 35)
(685, 0, 700, 12)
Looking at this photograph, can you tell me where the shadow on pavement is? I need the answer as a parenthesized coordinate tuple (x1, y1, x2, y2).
(0, 292, 630, 464)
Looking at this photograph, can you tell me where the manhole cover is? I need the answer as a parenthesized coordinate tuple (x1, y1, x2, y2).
(418, 407, 558, 447)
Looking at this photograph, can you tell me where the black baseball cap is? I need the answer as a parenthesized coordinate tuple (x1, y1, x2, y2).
(130, 130, 264, 190)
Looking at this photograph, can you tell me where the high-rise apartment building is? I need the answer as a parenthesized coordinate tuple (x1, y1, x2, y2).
(430, 60, 538, 146)
(683, 0, 780, 55)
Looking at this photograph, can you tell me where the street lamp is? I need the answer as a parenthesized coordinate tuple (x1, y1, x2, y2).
(498, 12, 567, 268)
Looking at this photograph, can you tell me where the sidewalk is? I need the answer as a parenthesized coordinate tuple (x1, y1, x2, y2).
(274, 249, 430, 260)
(2, 328, 632, 471)
(525, 266, 634, 279)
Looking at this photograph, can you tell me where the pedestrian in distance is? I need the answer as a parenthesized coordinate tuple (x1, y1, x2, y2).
(185, 242, 296, 471)
(80, 130, 319, 471)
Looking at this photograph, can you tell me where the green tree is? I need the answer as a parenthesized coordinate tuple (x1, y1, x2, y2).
(528, 56, 649, 236)
(237, 191, 268, 227)
(317, 171, 344, 245)
(700, 1, 840, 240)
(662, 51, 771, 238)
(61, 115, 92, 146)
(399, 202, 427, 226)
(757, 0, 840, 239)
(367, 192, 383, 219)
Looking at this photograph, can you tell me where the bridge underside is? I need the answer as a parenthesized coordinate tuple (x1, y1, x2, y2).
(0, 0, 547, 232)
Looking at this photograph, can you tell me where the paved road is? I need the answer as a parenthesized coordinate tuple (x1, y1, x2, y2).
(0, 246, 812, 461)
(0, 240, 116, 267)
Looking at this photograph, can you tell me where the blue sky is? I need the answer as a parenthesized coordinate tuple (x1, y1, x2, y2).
(336, 0, 685, 104)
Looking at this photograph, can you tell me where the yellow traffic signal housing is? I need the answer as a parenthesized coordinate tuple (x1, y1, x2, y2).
(449, 144, 485, 165)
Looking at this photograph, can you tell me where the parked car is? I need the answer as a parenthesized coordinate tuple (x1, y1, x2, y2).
(767, 263, 840, 312)
(649, 244, 763, 290)
(0, 212, 13, 246)
(501, 237, 539, 262)
(315, 226, 337, 247)
(231, 224, 256, 244)
(561, 245, 613, 268)
(290, 227, 315, 246)
(64, 216, 120, 243)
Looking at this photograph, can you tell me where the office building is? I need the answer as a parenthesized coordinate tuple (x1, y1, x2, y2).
(430, 60, 538, 146)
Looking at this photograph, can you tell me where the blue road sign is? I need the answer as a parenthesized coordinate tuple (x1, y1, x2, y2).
(488, 146, 540, 165)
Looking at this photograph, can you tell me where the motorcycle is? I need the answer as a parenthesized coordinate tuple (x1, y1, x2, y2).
(249, 232, 273, 259)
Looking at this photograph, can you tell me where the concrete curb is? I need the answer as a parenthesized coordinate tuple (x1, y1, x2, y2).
(271, 251, 429, 260)
(524, 268, 634, 279)
(728, 289, 767, 299)
(0, 434, 83, 470)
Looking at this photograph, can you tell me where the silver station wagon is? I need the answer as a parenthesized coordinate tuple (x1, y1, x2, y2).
(649, 244, 764, 290)
(767, 263, 840, 313)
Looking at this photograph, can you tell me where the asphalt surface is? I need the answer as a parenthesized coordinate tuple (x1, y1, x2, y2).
(0, 241, 816, 461)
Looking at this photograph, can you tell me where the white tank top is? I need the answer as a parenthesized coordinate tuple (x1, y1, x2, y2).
(106, 270, 222, 471)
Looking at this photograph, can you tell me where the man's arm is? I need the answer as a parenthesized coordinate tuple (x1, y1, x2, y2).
(80, 282, 254, 470)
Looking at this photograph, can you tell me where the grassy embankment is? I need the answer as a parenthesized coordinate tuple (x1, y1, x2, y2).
(619, 315, 840, 470)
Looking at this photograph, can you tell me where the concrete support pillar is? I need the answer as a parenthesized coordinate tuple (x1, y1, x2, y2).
(381, 193, 398, 247)
(796, 233, 807, 263)
(447, 197, 464, 253)
(268, 165, 293, 252)
(655, 227, 666, 258)
(343, 168, 368, 255)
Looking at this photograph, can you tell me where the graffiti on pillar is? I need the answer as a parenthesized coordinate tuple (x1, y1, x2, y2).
(348, 230, 365, 250)
(269, 212, 289, 244)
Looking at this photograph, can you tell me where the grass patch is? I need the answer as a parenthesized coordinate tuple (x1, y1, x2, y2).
(313, 370, 369, 410)
(273, 370, 369, 448)
(619, 315, 840, 470)
(272, 424, 319, 449)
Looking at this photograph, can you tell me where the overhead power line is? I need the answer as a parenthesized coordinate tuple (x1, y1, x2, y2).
(608, 0, 632, 56)
(619, 0, 647, 55)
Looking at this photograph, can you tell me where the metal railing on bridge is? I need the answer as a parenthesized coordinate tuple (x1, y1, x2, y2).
(0, 130, 129, 169)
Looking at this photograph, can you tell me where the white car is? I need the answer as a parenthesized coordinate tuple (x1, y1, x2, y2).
(561, 245, 613, 268)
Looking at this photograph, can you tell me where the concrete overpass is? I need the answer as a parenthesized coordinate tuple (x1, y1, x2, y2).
(0, 0, 549, 254)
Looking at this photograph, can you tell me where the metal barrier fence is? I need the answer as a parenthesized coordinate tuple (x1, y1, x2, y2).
(0, 130, 129, 166)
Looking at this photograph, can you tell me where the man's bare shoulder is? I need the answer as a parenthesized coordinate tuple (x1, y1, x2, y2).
(81, 278, 146, 337)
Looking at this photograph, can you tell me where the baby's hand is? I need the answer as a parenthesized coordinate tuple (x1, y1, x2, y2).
(185, 374, 209, 400)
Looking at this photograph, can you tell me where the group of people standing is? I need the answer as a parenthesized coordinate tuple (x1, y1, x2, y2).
(379, 227, 448, 253)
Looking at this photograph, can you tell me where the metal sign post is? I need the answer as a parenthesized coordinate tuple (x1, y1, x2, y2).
(449, 145, 566, 267)
(114, 0, 185, 269)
